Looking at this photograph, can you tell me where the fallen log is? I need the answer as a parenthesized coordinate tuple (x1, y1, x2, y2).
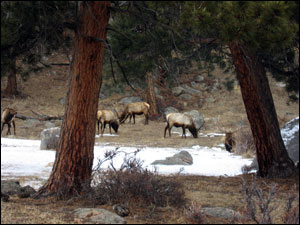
(15, 111, 63, 121)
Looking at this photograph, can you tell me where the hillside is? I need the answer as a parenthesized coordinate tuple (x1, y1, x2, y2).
(1, 50, 299, 224)
(1, 49, 299, 144)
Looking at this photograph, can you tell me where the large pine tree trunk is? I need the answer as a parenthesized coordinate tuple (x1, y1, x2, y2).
(229, 41, 296, 178)
(35, 1, 110, 198)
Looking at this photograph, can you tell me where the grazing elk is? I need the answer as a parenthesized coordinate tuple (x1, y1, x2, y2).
(1, 107, 17, 135)
(164, 113, 198, 138)
(117, 102, 150, 125)
(97, 110, 119, 136)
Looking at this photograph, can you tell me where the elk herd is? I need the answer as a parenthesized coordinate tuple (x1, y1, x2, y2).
(1, 102, 236, 152)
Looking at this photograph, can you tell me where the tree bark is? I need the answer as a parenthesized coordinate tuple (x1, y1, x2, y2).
(229, 41, 296, 178)
(146, 72, 159, 117)
(4, 59, 18, 96)
(34, 1, 110, 198)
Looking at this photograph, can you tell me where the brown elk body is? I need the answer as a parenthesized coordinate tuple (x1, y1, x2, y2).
(224, 131, 236, 152)
(97, 110, 119, 136)
(164, 113, 198, 138)
(1, 108, 17, 135)
(118, 102, 150, 125)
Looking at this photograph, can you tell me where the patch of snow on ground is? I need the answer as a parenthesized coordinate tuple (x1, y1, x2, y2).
(1, 137, 254, 190)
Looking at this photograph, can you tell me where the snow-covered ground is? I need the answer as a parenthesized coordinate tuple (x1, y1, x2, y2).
(1, 135, 254, 190)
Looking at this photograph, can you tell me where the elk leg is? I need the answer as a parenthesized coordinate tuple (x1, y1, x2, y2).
(12, 120, 16, 135)
(182, 127, 186, 138)
(164, 123, 169, 138)
(7, 123, 11, 135)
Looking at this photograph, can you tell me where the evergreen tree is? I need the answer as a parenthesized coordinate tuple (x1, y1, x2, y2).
(178, 1, 298, 178)
(1, 1, 76, 95)
(35, 1, 110, 198)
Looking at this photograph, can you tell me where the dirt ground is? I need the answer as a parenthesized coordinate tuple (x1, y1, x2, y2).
(1, 50, 299, 224)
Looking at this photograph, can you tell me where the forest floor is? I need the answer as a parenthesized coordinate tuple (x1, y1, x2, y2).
(1, 50, 299, 224)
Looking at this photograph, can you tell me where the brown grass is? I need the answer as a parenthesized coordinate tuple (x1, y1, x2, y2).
(1, 174, 298, 224)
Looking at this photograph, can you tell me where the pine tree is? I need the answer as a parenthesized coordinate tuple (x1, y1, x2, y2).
(1, 1, 75, 96)
(35, 1, 110, 198)
(178, 1, 298, 178)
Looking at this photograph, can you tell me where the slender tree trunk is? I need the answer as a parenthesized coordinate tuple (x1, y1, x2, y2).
(35, 1, 110, 198)
(146, 72, 159, 117)
(4, 59, 18, 96)
(229, 41, 296, 178)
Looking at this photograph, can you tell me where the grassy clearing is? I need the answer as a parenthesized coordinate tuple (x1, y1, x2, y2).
(1, 174, 298, 224)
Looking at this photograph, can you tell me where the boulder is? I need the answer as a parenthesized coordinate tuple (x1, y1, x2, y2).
(151, 150, 193, 165)
(162, 107, 179, 119)
(250, 117, 299, 170)
(119, 96, 143, 105)
(200, 207, 244, 220)
(1, 180, 36, 198)
(74, 208, 127, 224)
(40, 127, 61, 150)
(184, 110, 205, 130)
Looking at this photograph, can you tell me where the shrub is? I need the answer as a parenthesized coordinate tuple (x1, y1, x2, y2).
(241, 176, 299, 224)
(91, 148, 186, 210)
(185, 200, 205, 224)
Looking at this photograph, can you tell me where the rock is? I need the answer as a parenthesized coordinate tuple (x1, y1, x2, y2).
(200, 207, 243, 220)
(74, 208, 127, 224)
(280, 116, 299, 163)
(162, 107, 179, 119)
(184, 110, 205, 130)
(250, 117, 299, 170)
(40, 127, 61, 150)
(172, 87, 185, 96)
(151, 150, 193, 165)
(195, 75, 205, 82)
(1, 192, 9, 202)
(1, 180, 22, 195)
(1, 180, 36, 198)
(178, 93, 193, 101)
(113, 204, 130, 217)
(17, 185, 37, 198)
(119, 96, 143, 105)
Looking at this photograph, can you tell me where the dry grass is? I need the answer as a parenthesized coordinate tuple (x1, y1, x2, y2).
(1, 174, 298, 224)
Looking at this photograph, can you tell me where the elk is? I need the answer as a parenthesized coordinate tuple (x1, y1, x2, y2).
(164, 113, 198, 138)
(117, 102, 150, 125)
(1, 107, 17, 135)
(97, 110, 119, 136)
(224, 131, 236, 152)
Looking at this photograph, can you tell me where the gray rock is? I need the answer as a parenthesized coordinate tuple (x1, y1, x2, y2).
(1, 180, 36, 198)
(151, 150, 193, 165)
(184, 110, 205, 131)
(280, 117, 299, 163)
(119, 96, 143, 105)
(1, 180, 22, 195)
(162, 107, 179, 119)
(250, 117, 299, 170)
(201, 207, 243, 220)
(74, 208, 127, 224)
(178, 93, 193, 101)
(195, 75, 205, 82)
(40, 127, 61, 150)
(172, 87, 185, 96)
